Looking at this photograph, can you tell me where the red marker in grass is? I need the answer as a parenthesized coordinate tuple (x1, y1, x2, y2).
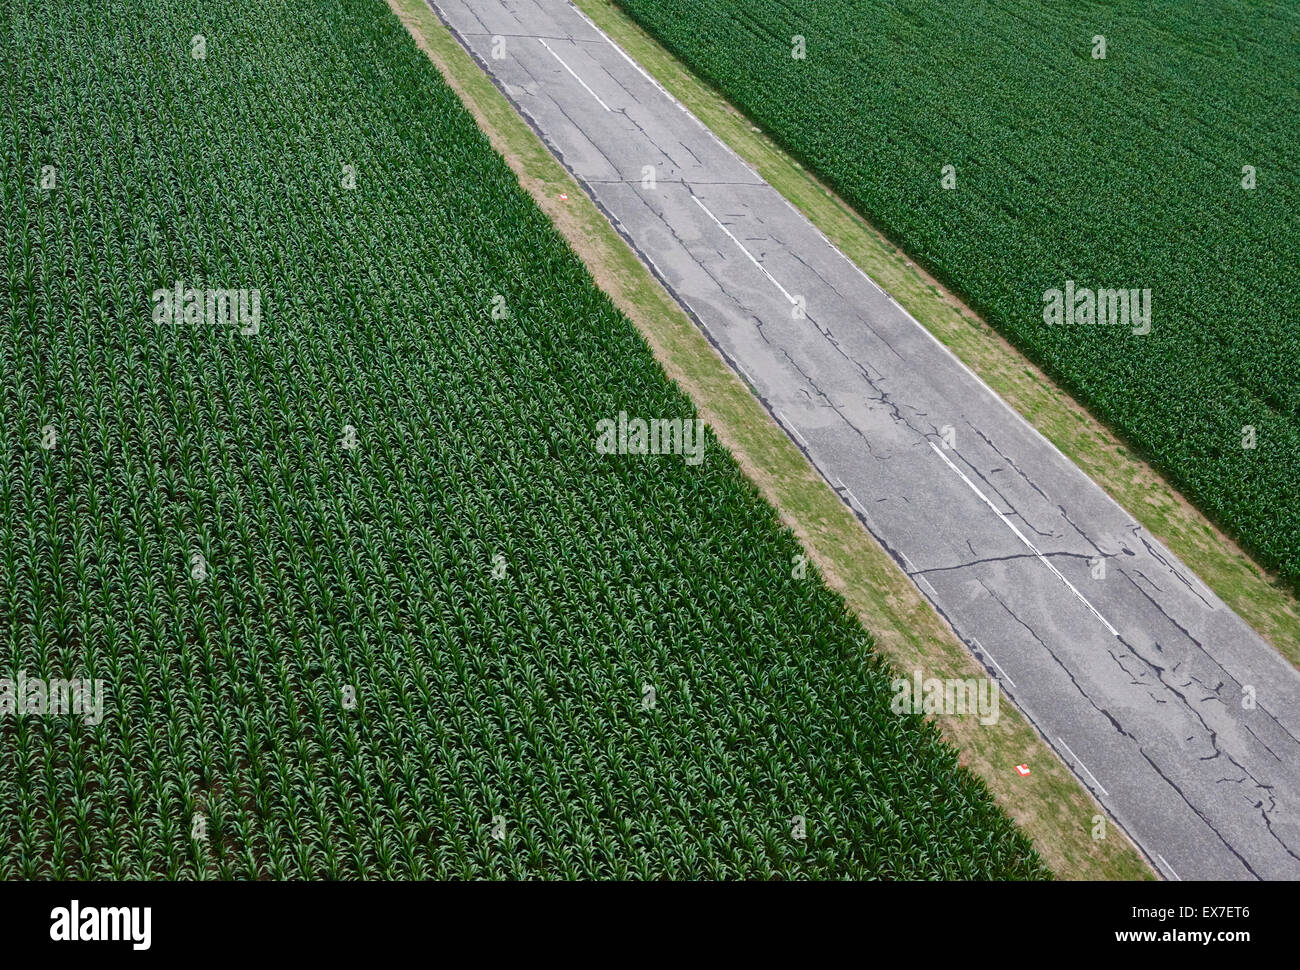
(1015, 764, 1031, 776)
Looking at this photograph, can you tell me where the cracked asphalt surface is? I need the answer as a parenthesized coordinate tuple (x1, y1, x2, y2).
(428, 0, 1300, 880)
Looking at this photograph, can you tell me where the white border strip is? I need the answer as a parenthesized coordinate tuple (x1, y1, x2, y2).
(971, 637, 1016, 688)
(1156, 853, 1181, 881)
(776, 410, 810, 451)
(1058, 736, 1109, 796)
(538, 38, 612, 112)
(692, 195, 796, 304)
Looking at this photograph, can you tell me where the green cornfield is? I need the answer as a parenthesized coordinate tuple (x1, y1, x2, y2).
(0, 0, 1047, 878)
(616, 0, 1300, 588)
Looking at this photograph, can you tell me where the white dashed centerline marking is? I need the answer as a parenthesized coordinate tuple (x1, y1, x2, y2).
(691, 194, 797, 305)
(567, 1, 694, 118)
(928, 440, 1119, 637)
(1057, 737, 1109, 797)
(538, 38, 612, 111)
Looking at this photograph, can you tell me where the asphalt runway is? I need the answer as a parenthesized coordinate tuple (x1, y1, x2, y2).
(428, 0, 1300, 879)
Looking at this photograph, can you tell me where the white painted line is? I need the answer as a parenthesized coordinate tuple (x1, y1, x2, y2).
(971, 637, 1016, 688)
(841, 486, 866, 514)
(898, 551, 917, 573)
(691, 194, 797, 305)
(839, 484, 883, 532)
(568, 2, 692, 117)
(564, 0, 768, 185)
(733, 360, 755, 387)
(1157, 854, 1181, 881)
(538, 38, 613, 112)
(929, 441, 1119, 637)
(916, 576, 938, 599)
(776, 411, 810, 451)
(1058, 737, 1109, 797)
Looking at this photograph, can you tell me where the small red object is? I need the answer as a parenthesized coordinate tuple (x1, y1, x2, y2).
(1015, 764, 1031, 776)
(559, 193, 569, 201)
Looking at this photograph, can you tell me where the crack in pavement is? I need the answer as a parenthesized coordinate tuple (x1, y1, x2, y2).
(1057, 502, 1108, 557)
(947, 444, 1059, 540)
(977, 576, 1275, 876)
(1134, 746, 1262, 878)
(913, 549, 1097, 576)
(970, 423, 1053, 509)
(1132, 525, 1216, 611)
